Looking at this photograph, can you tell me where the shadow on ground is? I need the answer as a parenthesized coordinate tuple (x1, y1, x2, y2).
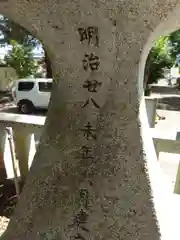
(0, 92, 47, 116)
(0, 177, 24, 218)
(151, 85, 180, 95)
(157, 97, 180, 111)
(1, 106, 47, 116)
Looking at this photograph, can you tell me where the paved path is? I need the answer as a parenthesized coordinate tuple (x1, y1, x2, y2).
(150, 82, 180, 196)
(148, 83, 180, 239)
(156, 109, 180, 130)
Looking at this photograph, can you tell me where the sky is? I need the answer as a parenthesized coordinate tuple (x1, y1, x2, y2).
(0, 44, 44, 59)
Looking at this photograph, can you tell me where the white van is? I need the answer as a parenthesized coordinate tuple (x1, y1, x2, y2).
(12, 78, 53, 114)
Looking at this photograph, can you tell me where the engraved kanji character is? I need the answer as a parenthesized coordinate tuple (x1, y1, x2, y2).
(78, 28, 88, 42)
(81, 98, 100, 109)
(79, 189, 89, 208)
(81, 122, 96, 140)
(83, 53, 100, 71)
(87, 26, 99, 46)
(83, 79, 102, 92)
(81, 146, 93, 159)
(77, 26, 99, 47)
(73, 233, 86, 240)
(74, 209, 89, 232)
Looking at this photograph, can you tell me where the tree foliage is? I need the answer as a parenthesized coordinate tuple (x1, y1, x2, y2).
(0, 16, 52, 78)
(145, 31, 180, 89)
(168, 29, 180, 61)
(4, 40, 38, 78)
(146, 36, 173, 85)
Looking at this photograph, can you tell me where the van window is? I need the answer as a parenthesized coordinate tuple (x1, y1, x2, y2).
(38, 82, 52, 92)
(18, 82, 34, 91)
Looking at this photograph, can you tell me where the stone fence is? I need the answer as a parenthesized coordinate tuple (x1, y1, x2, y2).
(145, 96, 157, 128)
(151, 128, 180, 195)
(144, 97, 180, 195)
(0, 97, 157, 182)
(0, 112, 45, 183)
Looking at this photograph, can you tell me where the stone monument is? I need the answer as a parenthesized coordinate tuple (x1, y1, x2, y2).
(0, 0, 179, 239)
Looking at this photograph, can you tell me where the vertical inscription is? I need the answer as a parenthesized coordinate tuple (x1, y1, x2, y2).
(70, 24, 101, 240)
(77, 24, 101, 161)
(70, 189, 90, 240)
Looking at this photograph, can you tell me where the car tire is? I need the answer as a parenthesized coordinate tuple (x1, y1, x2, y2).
(18, 100, 34, 114)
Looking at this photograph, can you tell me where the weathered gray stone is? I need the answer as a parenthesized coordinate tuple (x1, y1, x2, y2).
(0, 0, 180, 239)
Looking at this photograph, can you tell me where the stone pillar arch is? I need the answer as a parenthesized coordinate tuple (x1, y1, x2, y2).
(138, 3, 180, 240)
(0, 0, 179, 240)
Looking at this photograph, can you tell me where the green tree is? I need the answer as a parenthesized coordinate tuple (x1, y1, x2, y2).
(0, 17, 52, 78)
(4, 40, 38, 78)
(144, 36, 173, 93)
(168, 29, 180, 61)
(149, 37, 172, 82)
(144, 29, 180, 93)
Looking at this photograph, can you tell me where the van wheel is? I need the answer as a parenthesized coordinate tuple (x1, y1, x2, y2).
(18, 100, 34, 114)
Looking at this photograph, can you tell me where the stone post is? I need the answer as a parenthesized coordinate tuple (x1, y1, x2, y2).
(145, 97, 157, 128)
(1, 0, 179, 239)
(0, 126, 7, 179)
(13, 128, 36, 182)
(174, 164, 180, 194)
(0, 127, 20, 179)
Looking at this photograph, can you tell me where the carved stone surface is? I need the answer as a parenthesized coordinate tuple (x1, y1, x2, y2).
(0, 0, 179, 239)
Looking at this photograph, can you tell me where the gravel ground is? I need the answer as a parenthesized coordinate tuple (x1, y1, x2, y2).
(0, 179, 21, 237)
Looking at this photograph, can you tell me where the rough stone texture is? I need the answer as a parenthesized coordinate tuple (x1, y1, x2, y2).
(0, 0, 179, 239)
